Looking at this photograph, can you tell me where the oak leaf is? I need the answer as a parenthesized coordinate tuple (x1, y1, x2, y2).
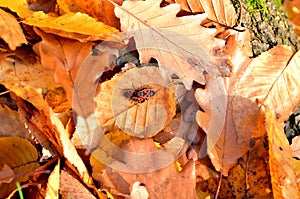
(0, 8, 27, 50)
(165, 0, 204, 13)
(114, 0, 227, 89)
(200, 0, 237, 27)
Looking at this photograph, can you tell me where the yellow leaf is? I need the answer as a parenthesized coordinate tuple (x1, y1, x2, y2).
(0, 0, 32, 18)
(46, 160, 60, 199)
(23, 11, 120, 41)
(0, 8, 27, 50)
(266, 107, 298, 199)
(0, 137, 39, 198)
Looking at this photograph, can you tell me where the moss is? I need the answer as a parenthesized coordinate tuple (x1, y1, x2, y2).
(244, 0, 268, 20)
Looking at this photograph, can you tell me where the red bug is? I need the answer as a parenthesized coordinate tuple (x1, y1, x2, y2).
(123, 87, 156, 104)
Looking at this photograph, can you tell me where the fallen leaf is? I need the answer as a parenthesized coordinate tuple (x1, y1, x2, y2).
(45, 160, 60, 199)
(24, 11, 120, 41)
(0, 137, 39, 198)
(33, 28, 92, 103)
(0, 105, 30, 138)
(0, 0, 32, 18)
(165, 0, 204, 13)
(60, 0, 122, 29)
(265, 106, 298, 199)
(60, 170, 97, 199)
(233, 45, 299, 124)
(0, 164, 14, 185)
(113, 0, 227, 89)
(292, 136, 300, 159)
(95, 67, 176, 138)
(0, 58, 59, 112)
(200, 0, 237, 27)
(93, 138, 197, 198)
(0, 8, 27, 50)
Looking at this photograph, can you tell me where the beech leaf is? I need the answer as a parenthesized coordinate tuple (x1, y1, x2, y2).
(233, 45, 299, 124)
(114, 0, 226, 89)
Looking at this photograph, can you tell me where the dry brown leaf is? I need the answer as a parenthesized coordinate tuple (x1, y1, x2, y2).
(0, 164, 14, 185)
(45, 160, 60, 199)
(165, 0, 204, 13)
(265, 106, 299, 198)
(93, 138, 197, 199)
(0, 137, 39, 198)
(0, 58, 59, 111)
(0, 8, 27, 50)
(60, 170, 97, 199)
(95, 67, 176, 138)
(114, 0, 227, 89)
(0, 105, 30, 138)
(200, 0, 237, 27)
(233, 45, 299, 124)
(33, 28, 92, 103)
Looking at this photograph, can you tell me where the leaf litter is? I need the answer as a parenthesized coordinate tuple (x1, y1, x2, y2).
(0, 0, 300, 198)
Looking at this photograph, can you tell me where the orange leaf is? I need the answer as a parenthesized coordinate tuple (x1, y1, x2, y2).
(265, 106, 298, 198)
(33, 28, 92, 103)
(0, 8, 27, 50)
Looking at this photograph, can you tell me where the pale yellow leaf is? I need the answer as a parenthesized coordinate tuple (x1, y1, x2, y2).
(0, 8, 27, 50)
(46, 160, 60, 199)
(114, 0, 226, 89)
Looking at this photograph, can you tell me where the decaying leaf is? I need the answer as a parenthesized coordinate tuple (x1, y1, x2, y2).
(0, 8, 27, 50)
(0, 164, 14, 185)
(0, 137, 39, 198)
(266, 106, 299, 198)
(114, 0, 227, 89)
(95, 67, 176, 138)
